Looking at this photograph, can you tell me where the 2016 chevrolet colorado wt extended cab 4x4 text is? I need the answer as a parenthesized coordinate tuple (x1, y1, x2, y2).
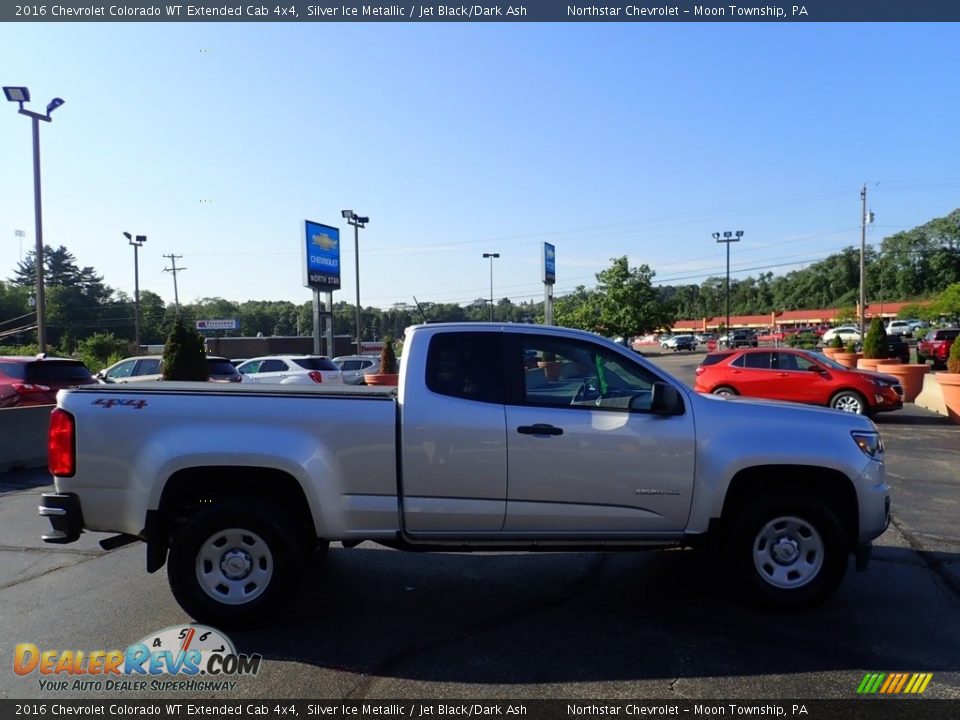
(40, 323, 891, 626)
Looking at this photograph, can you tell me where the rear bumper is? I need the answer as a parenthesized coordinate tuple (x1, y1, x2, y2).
(39, 492, 84, 544)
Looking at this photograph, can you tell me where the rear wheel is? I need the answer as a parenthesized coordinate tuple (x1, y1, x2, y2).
(167, 501, 299, 627)
(829, 390, 867, 415)
(726, 494, 848, 609)
(711, 386, 738, 396)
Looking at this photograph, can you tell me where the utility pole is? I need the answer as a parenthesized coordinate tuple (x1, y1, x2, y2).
(163, 254, 186, 318)
(860, 183, 867, 344)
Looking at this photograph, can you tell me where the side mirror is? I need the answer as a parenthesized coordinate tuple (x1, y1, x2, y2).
(649, 381, 683, 415)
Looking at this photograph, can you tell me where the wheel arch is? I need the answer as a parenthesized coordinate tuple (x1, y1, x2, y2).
(147, 466, 318, 572)
(719, 464, 859, 550)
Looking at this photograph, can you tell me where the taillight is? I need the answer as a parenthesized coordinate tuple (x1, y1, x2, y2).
(13, 382, 51, 395)
(308, 371, 324, 383)
(48, 408, 76, 477)
(695, 366, 705, 375)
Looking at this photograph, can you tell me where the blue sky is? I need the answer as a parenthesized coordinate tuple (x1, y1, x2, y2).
(2, 22, 959, 312)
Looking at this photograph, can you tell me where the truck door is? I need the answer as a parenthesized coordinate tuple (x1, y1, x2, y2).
(400, 330, 509, 534)
(503, 333, 696, 535)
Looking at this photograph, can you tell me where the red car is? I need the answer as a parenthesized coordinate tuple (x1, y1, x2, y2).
(0, 356, 97, 408)
(916, 328, 959, 369)
(694, 348, 903, 416)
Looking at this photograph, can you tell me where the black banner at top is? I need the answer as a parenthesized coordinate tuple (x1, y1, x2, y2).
(3, 0, 960, 22)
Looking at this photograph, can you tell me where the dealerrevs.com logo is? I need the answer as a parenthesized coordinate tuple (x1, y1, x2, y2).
(14, 625, 261, 693)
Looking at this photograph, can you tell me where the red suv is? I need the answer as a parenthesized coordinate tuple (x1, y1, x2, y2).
(916, 328, 959, 369)
(694, 348, 903, 416)
(0, 356, 97, 408)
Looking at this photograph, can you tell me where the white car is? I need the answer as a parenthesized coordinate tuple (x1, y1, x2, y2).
(333, 355, 381, 385)
(821, 325, 862, 345)
(886, 320, 913, 337)
(97, 355, 241, 383)
(236, 355, 343, 385)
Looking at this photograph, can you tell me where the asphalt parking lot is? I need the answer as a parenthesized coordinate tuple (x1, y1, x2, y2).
(1, 355, 958, 702)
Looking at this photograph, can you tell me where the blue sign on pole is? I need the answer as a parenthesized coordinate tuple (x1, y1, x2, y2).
(542, 242, 556, 285)
(302, 220, 341, 291)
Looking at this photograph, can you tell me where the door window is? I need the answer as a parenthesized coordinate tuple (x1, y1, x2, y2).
(136, 358, 162, 375)
(518, 336, 660, 411)
(260, 359, 288, 373)
(105, 360, 137, 379)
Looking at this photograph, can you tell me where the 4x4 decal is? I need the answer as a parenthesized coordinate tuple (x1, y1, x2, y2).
(91, 398, 148, 410)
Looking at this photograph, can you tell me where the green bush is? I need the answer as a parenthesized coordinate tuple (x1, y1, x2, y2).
(844, 342, 857, 354)
(787, 332, 818, 349)
(379, 337, 399, 375)
(862, 318, 887, 360)
(948, 336, 960, 374)
(75, 332, 132, 372)
(162, 319, 209, 381)
(830, 335, 844, 349)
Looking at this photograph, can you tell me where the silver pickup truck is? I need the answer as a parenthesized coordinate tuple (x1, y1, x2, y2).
(40, 323, 890, 626)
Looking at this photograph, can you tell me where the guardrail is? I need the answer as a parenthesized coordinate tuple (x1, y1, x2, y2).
(0, 405, 51, 472)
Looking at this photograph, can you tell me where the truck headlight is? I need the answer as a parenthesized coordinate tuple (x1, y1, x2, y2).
(852, 431, 883, 459)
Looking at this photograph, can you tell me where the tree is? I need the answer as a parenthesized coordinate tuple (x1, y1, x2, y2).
(933, 283, 960, 324)
(75, 333, 131, 373)
(162, 319, 209, 381)
(592, 257, 674, 338)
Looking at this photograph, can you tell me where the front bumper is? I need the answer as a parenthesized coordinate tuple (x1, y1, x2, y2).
(39, 492, 84, 544)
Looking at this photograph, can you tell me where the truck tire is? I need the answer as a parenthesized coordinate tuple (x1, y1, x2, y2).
(726, 494, 847, 609)
(167, 502, 298, 627)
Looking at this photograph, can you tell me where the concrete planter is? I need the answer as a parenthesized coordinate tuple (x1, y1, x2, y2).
(881, 363, 929, 403)
(823, 347, 842, 360)
(857, 358, 881, 371)
(833, 352, 862, 369)
(364, 374, 399, 386)
(936, 372, 960, 424)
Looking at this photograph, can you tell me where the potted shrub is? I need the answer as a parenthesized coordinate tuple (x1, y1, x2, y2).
(365, 337, 400, 386)
(857, 318, 886, 371)
(935, 338, 960, 423)
(823, 334, 844, 360)
(162, 319, 209, 381)
(537, 350, 563, 381)
(833, 341, 862, 369)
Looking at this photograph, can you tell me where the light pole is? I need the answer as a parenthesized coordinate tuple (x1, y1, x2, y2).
(124, 233, 147, 355)
(4, 86, 65, 353)
(713, 230, 743, 341)
(342, 210, 369, 354)
(482, 252, 500, 321)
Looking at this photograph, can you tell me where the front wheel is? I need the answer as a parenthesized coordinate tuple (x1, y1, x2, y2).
(167, 502, 299, 627)
(726, 494, 848, 609)
(830, 390, 867, 415)
(711, 386, 738, 396)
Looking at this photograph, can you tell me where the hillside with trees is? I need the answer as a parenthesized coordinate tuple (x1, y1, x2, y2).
(1, 209, 958, 355)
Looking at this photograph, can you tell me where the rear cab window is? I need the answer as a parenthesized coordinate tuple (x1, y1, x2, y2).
(292, 357, 339, 371)
(26, 360, 95, 384)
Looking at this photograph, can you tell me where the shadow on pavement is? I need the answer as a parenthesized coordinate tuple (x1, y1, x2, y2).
(224, 544, 960, 685)
(0, 466, 52, 494)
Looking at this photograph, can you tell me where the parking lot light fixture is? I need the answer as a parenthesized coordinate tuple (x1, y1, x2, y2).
(343, 210, 369, 354)
(482, 252, 500, 322)
(5, 85, 65, 352)
(124, 232, 147, 355)
(714, 230, 743, 343)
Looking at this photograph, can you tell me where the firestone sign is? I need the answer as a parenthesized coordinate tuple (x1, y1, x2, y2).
(196, 319, 238, 330)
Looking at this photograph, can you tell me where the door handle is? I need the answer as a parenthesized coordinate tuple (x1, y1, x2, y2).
(517, 424, 563, 436)
(776, 372, 789, 377)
